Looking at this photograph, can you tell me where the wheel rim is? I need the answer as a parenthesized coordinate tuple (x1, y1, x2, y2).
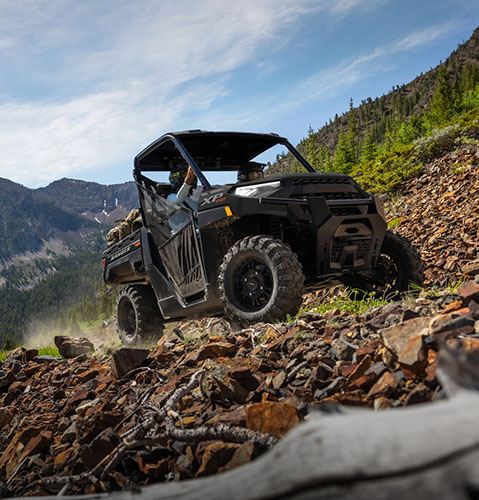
(231, 257, 274, 312)
(117, 297, 137, 338)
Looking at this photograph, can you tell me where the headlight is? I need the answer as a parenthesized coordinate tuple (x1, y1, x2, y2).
(233, 181, 281, 198)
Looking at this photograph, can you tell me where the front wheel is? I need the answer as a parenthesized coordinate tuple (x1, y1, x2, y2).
(116, 285, 163, 346)
(218, 236, 305, 325)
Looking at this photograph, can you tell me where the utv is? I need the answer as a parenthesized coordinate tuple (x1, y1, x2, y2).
(102, 130, 423, 345)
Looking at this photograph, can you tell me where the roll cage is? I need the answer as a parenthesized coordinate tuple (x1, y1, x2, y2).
(133, 130, 316, 190)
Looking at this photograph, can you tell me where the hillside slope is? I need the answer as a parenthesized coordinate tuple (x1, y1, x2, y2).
(269, 26, 479, 176)
(389, 143, 479, 287)
(312, 26, 479, 152)
(0, 178, 137, 287)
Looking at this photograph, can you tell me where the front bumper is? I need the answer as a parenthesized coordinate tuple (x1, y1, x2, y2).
(260, 195, 387, 275)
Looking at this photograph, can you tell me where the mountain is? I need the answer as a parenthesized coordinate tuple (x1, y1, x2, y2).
(37, 178, 138, 224)
(0, 177, 138, 288)
(0, 177, 138, 344)
(0, 178, 95, 263)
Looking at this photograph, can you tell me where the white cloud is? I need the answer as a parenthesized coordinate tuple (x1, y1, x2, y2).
(1, 0, 376, 187)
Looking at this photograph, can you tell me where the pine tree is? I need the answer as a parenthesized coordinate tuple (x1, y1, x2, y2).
(333, 133, 355, 174)
(360, 129, 377, 164)
(305, 125, 320, 169)
(429, 66, 454, 127)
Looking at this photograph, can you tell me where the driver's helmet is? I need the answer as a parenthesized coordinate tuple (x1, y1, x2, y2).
(169, 163, 197, 192)
(237, 162, 265, 183)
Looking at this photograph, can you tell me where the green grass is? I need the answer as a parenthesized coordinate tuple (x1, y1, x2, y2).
(311, 289, 390, 316)
(387, 217, 401, 229)
(38, 347, 61, 357)
(286, 286, 391, 323)
(0, 346, 61, 362)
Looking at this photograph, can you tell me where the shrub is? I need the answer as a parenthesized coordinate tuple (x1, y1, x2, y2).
(413, 124, 461, 161)
(352, 144, 422, 194)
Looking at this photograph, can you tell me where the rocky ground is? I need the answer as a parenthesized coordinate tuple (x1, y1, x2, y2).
(1, 279, 479, 497)
(390, 144, 479, 286)
(1, 144, 479, 497)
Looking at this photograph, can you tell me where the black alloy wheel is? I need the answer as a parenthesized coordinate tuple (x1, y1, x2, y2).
(218, 235, 305, 325)
(232, 257, 274, 312)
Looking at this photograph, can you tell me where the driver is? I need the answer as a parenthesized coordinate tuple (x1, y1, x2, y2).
(167, 164, 198, 232)
(237, 162, 265, 183)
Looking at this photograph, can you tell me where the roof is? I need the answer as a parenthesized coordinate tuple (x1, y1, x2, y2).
(134, 130, 287, 172)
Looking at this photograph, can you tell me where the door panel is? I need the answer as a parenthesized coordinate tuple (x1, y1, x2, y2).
(140, 185, 207, 302)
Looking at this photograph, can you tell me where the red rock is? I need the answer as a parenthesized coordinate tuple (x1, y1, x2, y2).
(54, 448, 73, 469)
(19, 430, 52, 462)
(0, 406, 16, 426)
(149, 345, 174, 363)
(78, 428, 120, 469)
(213, 374, 250, 404)
(346, 355, 373, 383)
(403, 383, 431, 405)
(74, 369, 99, 385)
(442, 300, 465, 313)
(184, 342, 237, 363)
(227, 366, 252, 379)
(55, 336, 94, 358)
(319, 390, 371, 407)
(136, 456, 170, 478)
(461, 261, 479, 276)
(429, 311, 474, 334)
(206, 406, 246, 426)
(23, 363, 41, 377)
(368, 371, 398, 398)
(246, 401, 299, 438)
(380, 317, 430, 366)
(272, 371, 287, 390)
(0, 426, 43, 478)
(457, 280, 479, 302)
(356, 340, 381, 360)
(218, 441, 255, 473)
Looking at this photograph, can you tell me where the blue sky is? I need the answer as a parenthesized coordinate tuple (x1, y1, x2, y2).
(0, 0, 477, 188)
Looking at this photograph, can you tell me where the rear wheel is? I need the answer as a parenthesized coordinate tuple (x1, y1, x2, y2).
(360, 231, 424, 295)
(116, 285, 163, 346)
(218, 236, 305, 325)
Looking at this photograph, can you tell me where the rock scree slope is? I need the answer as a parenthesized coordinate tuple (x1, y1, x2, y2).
(1, 279, 479, 496)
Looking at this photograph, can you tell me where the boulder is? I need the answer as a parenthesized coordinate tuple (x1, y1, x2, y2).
(54, 336, 94, 358)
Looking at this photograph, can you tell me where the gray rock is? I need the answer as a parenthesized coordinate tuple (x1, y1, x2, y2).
(54, 336, 94, 358)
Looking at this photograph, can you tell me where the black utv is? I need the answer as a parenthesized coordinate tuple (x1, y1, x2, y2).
(102, 130, 423, 345)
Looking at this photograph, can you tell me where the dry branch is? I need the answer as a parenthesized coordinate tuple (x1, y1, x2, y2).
(40, 368, 277, 493)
